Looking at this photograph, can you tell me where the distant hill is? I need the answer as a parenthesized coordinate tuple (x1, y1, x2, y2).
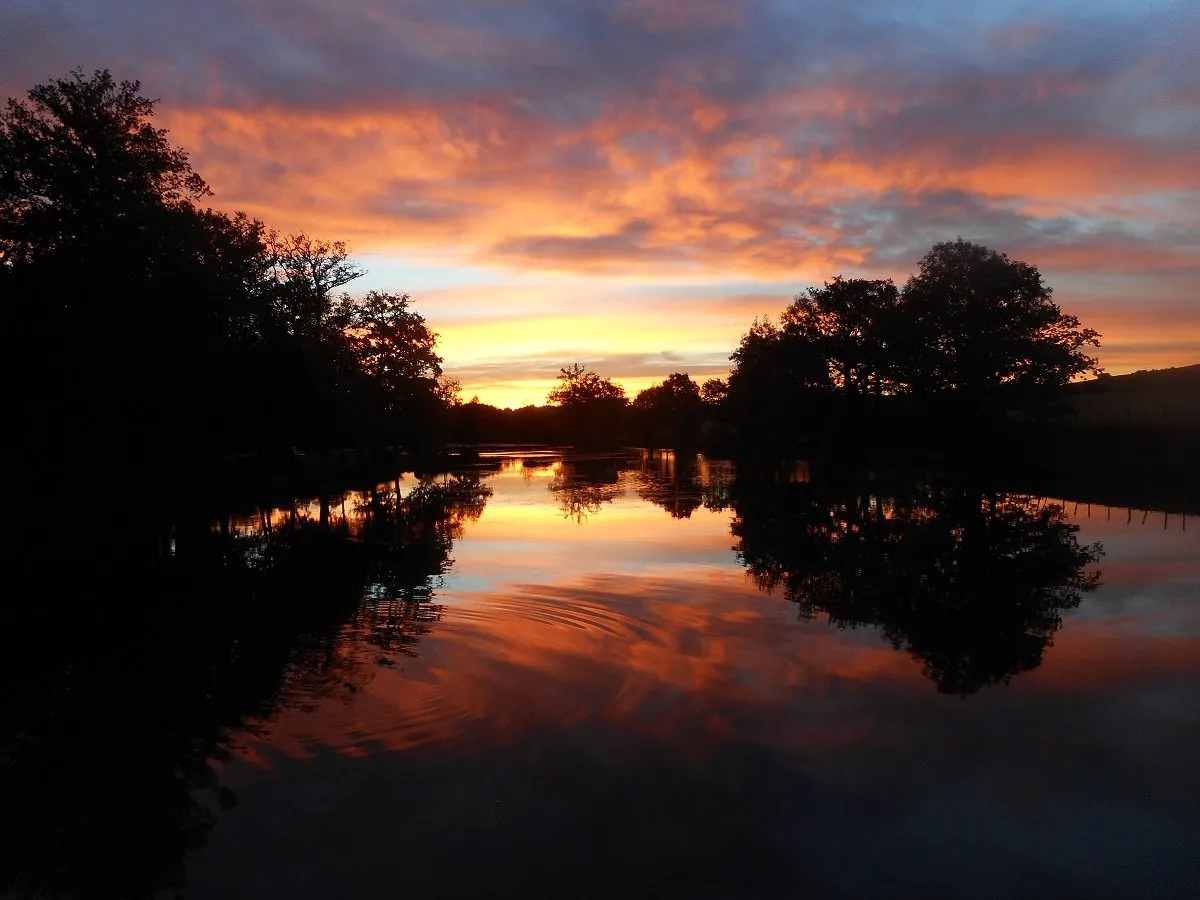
(1068, 363, 1200, 395)
(1063, 364, 1200, 427)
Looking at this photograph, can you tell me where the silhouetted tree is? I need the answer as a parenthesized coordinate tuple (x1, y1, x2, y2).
(436, 376, 463, 408)
(264, 231, 363, 337)
(338, 290, 445, 446)
(700, 378, 728, 407)
(0, 69, 209, 266)
(2, 69, 230, 472)
(783, 277, 900, 399)
(726, 319, 832, 449)
(546, 363, 628, 447)
(898, 239, 1101, 407)
(722, 240, 1103, 451)
(632, 372, 704, 447)
(3, 69, 455, 473)
(547, 363, 626, 406)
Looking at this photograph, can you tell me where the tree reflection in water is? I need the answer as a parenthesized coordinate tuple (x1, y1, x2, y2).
(550, 451, 736, 521)
(548, 457, 624, 522)
(730, 477, 1104, 694)
(620, 453, 1101, 695)
(631, 450, 734, 519)
(1, 473, 491, 899)
(3, 454, 1111, 897)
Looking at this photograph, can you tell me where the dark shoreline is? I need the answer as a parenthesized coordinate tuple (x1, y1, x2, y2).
(199, 425, 1200, 520)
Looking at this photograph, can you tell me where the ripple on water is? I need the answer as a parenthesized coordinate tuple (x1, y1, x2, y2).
(239, 585, 677, 761)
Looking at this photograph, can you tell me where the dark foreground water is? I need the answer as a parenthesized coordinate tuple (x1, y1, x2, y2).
(4, 451, 1198, 899)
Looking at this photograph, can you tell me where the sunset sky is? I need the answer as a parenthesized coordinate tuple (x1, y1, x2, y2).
(3, 0, 1197, 407)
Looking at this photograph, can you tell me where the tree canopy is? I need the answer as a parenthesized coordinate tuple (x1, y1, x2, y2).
(3, 68, 453, 476)
(546, 363, 626, 407)
(632, 373, 704, 445)
(724, 239, 1102, 439)
(901, 239, 1101, 395)
(0, 69, 209, 267)
(782, 277, 900, 398)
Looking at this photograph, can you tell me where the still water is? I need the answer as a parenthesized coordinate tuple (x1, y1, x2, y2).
(6, 451, 1198, 898)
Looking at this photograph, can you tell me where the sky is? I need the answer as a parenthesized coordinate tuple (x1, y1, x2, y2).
(2, 0, 1197, 407)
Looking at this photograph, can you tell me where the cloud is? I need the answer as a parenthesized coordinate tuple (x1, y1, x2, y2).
(1, 0, 1196, 397)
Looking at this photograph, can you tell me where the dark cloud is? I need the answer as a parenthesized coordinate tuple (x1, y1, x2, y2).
(490, 219, 698, 269)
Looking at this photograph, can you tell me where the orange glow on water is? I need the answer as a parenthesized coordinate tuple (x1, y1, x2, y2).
(227, 471, 1199, 771)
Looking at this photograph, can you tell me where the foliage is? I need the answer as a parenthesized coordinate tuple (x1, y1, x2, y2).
(700, 378, 728, 406)
(782, 277, 900, 397)
(0, 68, 209, 266)
(633, 372, 701, 412)
(900, 239, 1102, 397)
(2, 69, 453, 471)
(547, 363, 627, 407)
(632, 373, 704, 445)
(544, 364, 628, 447)
(724, 239, 1104, 446)
(339, 290, 445, 440)
(264, 231, 363, 337)
(725, 318, 831, 445)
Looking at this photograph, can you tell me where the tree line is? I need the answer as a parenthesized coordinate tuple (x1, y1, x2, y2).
(456, 239, 1102, 451)
(2, 69, 457, 488)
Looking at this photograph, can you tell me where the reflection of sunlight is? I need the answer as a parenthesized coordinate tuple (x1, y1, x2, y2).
(248, 570, 921, 765)
(213, 454, 1199, 816)
(494, 457, 562, 478)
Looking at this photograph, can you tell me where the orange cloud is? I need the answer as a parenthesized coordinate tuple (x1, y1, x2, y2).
(164, 96, 1195, 278)
(137, 23, 1198, 401)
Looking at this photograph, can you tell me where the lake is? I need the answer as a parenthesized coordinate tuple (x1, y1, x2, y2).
(4, 450, 1197, 899)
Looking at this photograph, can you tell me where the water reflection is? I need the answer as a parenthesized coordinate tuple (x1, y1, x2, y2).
(632, 449, 735, 518)
(551, 452, 1105, 693)
(548, 456, 623, 521)
(4, 453, 1196, 899)
(2, 472, 490, 899)
(731, 483, 1104, 694)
